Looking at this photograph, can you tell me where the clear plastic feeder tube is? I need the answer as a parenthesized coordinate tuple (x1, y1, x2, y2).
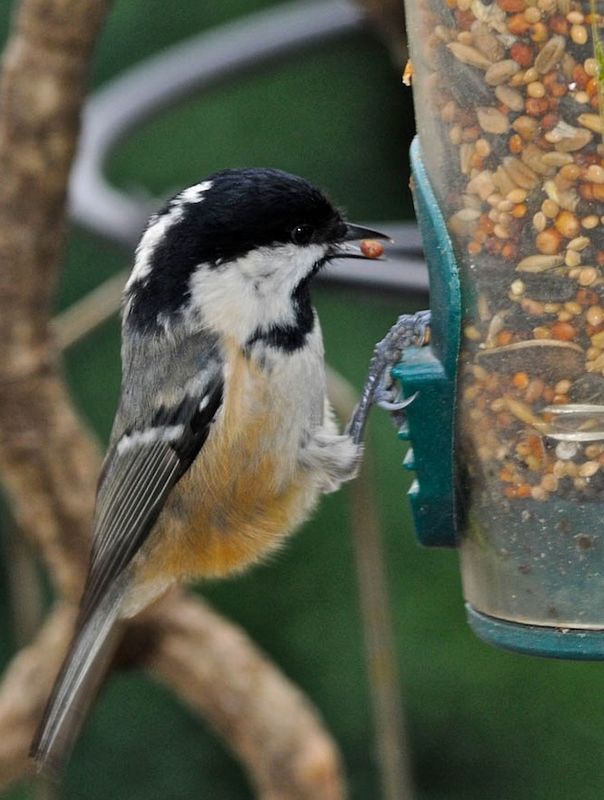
(405, 0, 604, 628)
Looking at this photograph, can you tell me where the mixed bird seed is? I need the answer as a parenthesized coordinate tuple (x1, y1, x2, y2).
(414, 0, 604, 504)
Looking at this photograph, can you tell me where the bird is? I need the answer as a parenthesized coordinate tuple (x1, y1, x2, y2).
(31, 166, 393, 775)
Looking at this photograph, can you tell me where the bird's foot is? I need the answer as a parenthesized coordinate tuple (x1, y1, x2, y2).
(347, 310, 431, 444)
(374, 310, 431, 425)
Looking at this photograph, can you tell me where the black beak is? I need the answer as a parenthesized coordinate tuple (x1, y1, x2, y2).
(342, 223, 391, 242)
(326, 223, 391, 262)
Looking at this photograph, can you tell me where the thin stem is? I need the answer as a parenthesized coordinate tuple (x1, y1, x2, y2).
(328, 366, 415, 800)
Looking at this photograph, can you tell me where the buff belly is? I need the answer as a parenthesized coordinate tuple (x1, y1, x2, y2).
(140, 448, 319, 582)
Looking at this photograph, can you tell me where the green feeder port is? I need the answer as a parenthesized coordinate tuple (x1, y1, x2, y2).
(392, 137, 460, 551)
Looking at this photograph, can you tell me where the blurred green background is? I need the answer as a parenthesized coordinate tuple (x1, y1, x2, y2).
(2, 1, 604, 799)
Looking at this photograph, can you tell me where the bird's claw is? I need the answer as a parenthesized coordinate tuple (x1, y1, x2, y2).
(373, 310, 431, 417)
(375, 391, 418, 413)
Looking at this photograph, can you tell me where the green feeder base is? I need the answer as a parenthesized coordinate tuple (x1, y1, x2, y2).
(466, 605, 604, 661)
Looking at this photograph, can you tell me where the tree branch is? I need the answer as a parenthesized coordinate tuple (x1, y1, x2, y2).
(0, 0, 110, 597)
(146, 595, 344, 800)
(327, 367, 414, 800)
(0, 595, 346, 799)
(0, 2, 346, 796)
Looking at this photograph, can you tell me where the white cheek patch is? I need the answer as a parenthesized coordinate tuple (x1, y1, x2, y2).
(237, 243, 324, 285)
(116, 425, 185, 455)
(126, 180, 213, 290)
(188, 266, 260, 342)
(187, 243, 325, 343)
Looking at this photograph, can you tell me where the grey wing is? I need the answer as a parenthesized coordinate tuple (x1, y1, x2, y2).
(81, 378, 224, 621)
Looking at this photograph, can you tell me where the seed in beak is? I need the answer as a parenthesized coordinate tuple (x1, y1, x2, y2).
(360, 239, 385, 259)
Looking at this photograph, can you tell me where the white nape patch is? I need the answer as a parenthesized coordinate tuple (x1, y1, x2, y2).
(126, 207, 183, 289)
(126, 180, 213, 290)
(187, 242, 324, 344)
(178, 181, 212, 205)
(116, 424, 185, 455)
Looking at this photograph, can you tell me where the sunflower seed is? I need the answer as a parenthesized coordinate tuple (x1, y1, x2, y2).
(447, 41, 493, 70)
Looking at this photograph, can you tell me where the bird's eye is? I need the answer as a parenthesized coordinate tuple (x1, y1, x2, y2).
(291, 224, 314, 245)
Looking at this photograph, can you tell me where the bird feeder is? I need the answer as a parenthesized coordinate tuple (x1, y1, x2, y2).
(397, 0, 604, 658)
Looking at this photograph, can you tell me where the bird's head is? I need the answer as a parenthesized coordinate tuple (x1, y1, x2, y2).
(124, 168, 387, 348)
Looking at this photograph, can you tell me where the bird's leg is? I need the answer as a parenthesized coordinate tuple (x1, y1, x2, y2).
(346, 310, 431, 445)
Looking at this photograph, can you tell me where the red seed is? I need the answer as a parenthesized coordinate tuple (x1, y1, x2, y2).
(573, 64, 590, 88)
(536, 228, 562, 254)
(549, 15, 568, 35)
(550, 321, 577, 341)
(508, 13, 530, 35)
(510, 42, 534, 67)
(360, 240, 385, 259)
(498, 0, 526, 11)
(525, 97, 549, 116)
(496, 330, 513, 346)
(554, 210, 580, 239)
(512, 371, 530, 390)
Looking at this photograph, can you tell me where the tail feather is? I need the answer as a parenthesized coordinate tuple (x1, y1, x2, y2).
(31, 587, 125, 777)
